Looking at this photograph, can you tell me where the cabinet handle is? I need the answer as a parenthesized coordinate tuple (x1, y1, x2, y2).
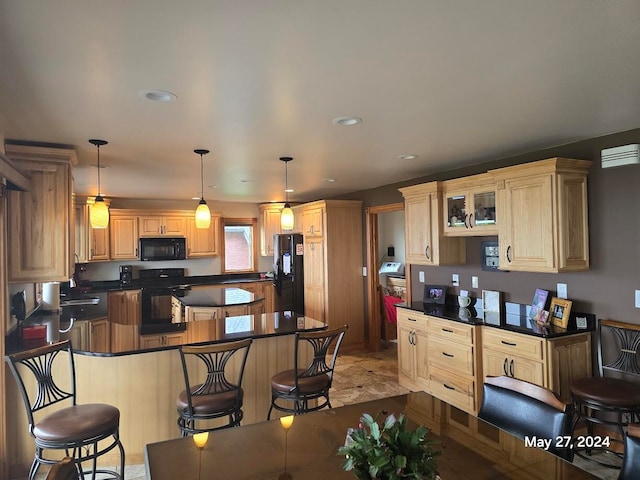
(425, 245, 430, 260)
(407, 332, 412, 345)
(442, 352, 454, 358)
(468, 213, 474, 229)
(443, 384, 455, 391)
(464, 214, 470, 229)
(442, 328, 453, 333)
(407, 317, 417, 322)
(501, 340, 517, 347)
(506, 245, 512, 263)
(503, 358, 508, 375)
(509, 359, 514, 377)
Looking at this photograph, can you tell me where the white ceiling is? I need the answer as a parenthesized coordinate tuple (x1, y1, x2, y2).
(1, 1, 639, 204)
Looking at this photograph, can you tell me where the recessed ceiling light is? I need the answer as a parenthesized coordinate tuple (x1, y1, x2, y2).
(139, 90, 177, 102)
(398, 154, 419, 160)
(332, 116, 362, 126)
(323, 178, 337, 183)
(284, 188, 294, 193)
(191, 196, 200, 201)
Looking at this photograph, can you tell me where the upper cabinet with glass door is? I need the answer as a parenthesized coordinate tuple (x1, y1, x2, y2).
(442, 173, 498, 236)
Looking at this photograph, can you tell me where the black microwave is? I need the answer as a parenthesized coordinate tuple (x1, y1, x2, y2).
(139, 237, 186, 261)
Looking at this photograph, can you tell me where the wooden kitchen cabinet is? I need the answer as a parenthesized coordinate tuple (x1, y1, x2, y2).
(296, 200, 364, 348)
(396, 308, 429, 391)
(442, 173, 498, 236)
(109, 213, 139, 260)
(489, 158, 591, 273)
(75, 199, 110, 262)
(6, 144, 76, 282)
(89, 318, 111, 353)
(109, 289, 141, 353)
(186, 213, 221, 257)
(399, 182, 465, 266)
(139, 331, 186, 349)
(139, 215, 187, 237)
(259, 203, 284, 257)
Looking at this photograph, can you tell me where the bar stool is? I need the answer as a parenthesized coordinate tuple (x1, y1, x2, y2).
(177, 338, 253, 436)
(570, 319, 640, 469)
(267, 325, 348, 419)
(5, 340, 125, 480)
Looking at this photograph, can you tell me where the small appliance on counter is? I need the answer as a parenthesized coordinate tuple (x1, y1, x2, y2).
(120, 265, 133, 286)
(378, 261, 405, 276)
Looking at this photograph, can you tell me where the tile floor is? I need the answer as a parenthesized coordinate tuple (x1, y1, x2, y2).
(30, 344, 618, 479)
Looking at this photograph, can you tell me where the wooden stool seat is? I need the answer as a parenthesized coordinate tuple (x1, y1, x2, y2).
(571, 377, 640, 408)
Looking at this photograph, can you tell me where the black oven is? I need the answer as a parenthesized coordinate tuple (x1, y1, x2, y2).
(139, 237, 186, 261)
(139, 268, 188, 335)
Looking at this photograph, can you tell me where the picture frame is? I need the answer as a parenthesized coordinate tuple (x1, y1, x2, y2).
(549, 297, 572, 329)
(529, 288, 549, 320)
(423, 285, 447, 305)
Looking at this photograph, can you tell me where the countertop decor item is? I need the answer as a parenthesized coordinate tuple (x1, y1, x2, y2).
(338, 411, 439, 480)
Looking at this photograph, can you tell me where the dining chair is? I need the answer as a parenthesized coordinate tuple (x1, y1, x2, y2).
(45, 457, 79, 480)
(570, 319, 640, 468)
(176, 338, 253, 436)
(478, 375, 574, 461)
(5, 340, 125, 480)
(618, 424, 640, 480)
(267, 325, 348, 420)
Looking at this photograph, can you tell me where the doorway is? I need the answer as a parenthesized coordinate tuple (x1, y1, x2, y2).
(365, 203, 404, 352)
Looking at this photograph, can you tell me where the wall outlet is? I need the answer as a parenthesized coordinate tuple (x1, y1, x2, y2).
(472, 276, 479, 288)
(419, 271, 425, 283)
(452, 273, 459, 286)
(636, 290, 640, 308)
(557, 283, 568, 299)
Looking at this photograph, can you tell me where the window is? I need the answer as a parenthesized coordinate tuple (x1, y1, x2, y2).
(221, 218, 258, 273)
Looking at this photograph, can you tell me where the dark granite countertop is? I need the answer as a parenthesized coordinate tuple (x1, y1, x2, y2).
(174, 285, 261, 308)
(398, 301, 595, 338)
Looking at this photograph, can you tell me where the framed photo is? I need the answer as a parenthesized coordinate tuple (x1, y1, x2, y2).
(423, 285, 447, 305)
(549, 297, 572, 329)
(529, 288, 549, 319)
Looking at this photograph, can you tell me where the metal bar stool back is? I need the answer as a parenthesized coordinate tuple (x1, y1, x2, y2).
(267, 325, 348, 419)
(571, 319, 640, 469)
(5, 340, 125, 480)
(177, 338, 253, 436)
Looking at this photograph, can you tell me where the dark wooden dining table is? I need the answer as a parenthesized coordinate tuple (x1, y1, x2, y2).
(144, 392, 599, 480)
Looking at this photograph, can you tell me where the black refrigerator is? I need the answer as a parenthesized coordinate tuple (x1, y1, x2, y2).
(273, 233, 305, 314)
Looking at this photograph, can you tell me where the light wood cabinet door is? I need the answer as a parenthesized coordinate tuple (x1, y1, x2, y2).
(89, 318, 111, 353)
(259, 204, 283, 256)
(302, 207, 323, 237)
(8, 159, 73, 282)
(139, 334, 164, 349)
(164, 332, 187, 346)
(443, 174, 497, 236)
(89, 226, 110, 261)
(414, 328, 430, 389)
(139, 216, 187, 236)
(482, 348, 545, 386)
(110, 216, 139, 259)
(303, 238, 325, 323)
(111, 323, 139, 353)
(186, 214, 220, 257)
(108, 290, 141, 353)
(491, 158, 591, 273)
(74, 204, 89, 263)
(397, 321, 416, 384)
(74, 200, 110, 262)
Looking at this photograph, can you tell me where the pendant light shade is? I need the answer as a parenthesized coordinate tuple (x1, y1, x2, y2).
(194, 149, 211, 229)
(280, 157, 294, 230)
(89, 139, 109, 229)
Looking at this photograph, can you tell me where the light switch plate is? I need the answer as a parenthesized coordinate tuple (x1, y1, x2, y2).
(362, 266, 367, 277)
(557, 283, 568, 299)
(452, 273, 459, 286)
(472, 276, 479, 288)
(419, 271, 425, 283)
(636, 290, 640, 308)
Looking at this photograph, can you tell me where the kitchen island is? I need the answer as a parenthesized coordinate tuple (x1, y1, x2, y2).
(6, 311, 325, 476)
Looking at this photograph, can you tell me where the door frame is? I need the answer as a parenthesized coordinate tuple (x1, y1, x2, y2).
(365, 202, 404, 352)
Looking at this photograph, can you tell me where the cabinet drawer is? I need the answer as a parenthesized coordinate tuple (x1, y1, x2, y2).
(429, 366, 476, 413)
(428, 337, 474, 376)
(482, 327, 543, 361)
(397, 308, 428, 328)
(427, 317, 474, 344)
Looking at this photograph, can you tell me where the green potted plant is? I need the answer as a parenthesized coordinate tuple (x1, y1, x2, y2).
(338, 411, 440, 480)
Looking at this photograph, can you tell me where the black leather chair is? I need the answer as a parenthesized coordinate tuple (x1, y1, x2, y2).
(571, 319, 640, 468)
(478, 375, 574, 461)
(177, 338, 253, 436)
(267, 325, 347, 419)
(46, 457, 79, 480)
(5, 340, 125, 480)
(619, 424, 640, 480)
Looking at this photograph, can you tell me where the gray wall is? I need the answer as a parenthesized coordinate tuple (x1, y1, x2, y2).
(339, 128, 640, 324)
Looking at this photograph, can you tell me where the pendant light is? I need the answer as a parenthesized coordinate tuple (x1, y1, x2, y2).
(194, 149, 211, 229)
(89, 139, 109, 229)
(280, 157, 294, 230)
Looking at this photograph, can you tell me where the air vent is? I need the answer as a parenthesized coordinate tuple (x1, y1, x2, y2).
(601, 144, 639, 169)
